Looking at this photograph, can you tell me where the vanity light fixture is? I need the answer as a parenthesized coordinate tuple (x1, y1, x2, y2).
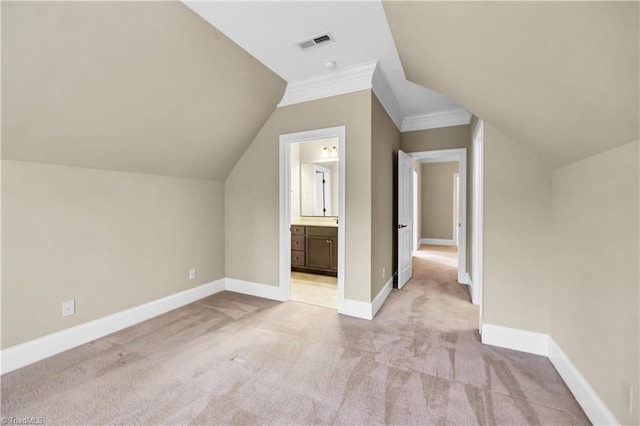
(321, 145, 338, 159)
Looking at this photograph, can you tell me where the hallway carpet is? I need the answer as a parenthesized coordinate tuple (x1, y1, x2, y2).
(1, 245, 589, 425)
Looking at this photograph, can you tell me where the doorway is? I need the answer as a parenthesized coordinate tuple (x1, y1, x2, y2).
(397, 148, 468, 286)
(279, 126, 346, 311)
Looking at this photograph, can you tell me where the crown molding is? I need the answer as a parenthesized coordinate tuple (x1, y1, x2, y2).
(372, 64, 403, 129)
(278, 61, 467, 133)
(401, 109, 472, 132)
(277, 61, 403, 131)
(278, 61, 377, 108)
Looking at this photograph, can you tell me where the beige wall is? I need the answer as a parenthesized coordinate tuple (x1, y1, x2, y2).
(225, 90, 373, 302)
(550, 141, 639, 425)
(400, 125, 470, 153)
(2, 2, 285, 180)
(2, 160, 225, 348)
(483, 123, 552, 333)
(371, 94, 400, 298)
(385, 2, 639, 166)
(421, 162, 459, 240)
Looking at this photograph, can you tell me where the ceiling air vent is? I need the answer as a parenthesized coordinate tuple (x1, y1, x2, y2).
(296, 32, 334, 51)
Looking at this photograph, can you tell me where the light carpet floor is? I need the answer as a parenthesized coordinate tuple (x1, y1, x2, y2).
(0, 245, 589, 425)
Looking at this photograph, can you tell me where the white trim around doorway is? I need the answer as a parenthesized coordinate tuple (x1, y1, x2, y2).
(471, 120, 485, 328)
(279, 126, 346, 312)
(409, 148, 468, 285)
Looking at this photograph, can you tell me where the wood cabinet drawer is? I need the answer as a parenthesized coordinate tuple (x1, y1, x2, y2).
(291, 235, 305, 251)
(290, 225, 305, 235)
(306, 226, 338, 237)
(291, 251, 305, 267)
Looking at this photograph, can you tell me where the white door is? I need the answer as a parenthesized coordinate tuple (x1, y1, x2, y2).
(398, 150, 413, 288)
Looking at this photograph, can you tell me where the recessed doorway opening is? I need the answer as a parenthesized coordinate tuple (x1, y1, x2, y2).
(290, 138, 338, 308)
(279, 127, 346, 311)
(398, 148, 468, 289)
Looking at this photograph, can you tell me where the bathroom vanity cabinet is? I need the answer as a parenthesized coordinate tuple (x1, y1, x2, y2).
(291, 225, 338, 276)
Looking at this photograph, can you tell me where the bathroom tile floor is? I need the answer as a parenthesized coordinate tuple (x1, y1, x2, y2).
(290, 271, 337, 309)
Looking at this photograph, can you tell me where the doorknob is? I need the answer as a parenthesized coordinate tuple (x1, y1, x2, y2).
(398, 224, 408, 229)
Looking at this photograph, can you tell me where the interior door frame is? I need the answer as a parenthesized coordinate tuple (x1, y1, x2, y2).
(453, 172, 460, 245)
(412, 168, 420, 252)
(410, 148, 468, 285)
(279, 126, 346, 310)
(471, 120, 485, 330)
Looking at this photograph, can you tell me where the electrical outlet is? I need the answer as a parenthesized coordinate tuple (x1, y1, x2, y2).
(189, 268, 197, 280)
(622, 382, 633, 414)
(382, 268, 386, 279)
(62, 300, 75, 317)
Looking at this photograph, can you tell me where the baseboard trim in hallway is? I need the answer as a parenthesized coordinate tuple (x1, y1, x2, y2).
(420, 238, 456, 246)
(481, 323, 619, 425)
(0, 278, 226, 375)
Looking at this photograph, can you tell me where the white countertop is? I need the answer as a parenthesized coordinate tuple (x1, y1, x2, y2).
(291, 218, 339, 228)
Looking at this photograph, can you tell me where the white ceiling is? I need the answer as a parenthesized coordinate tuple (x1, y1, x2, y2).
(183, 1, 465, 120)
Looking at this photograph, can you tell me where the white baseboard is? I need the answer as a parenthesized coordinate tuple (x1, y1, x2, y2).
(465, 274, 482, 306)
(548, 338, 619, 426)
(481, 323, 619, 425)
(224, 278, 286, 302)
(0, 279, 226, 375)
(339, 298, 372, 320)
(339, 276, 393, 320)
(481, 323, 549, 356)
(372, 276, 393, 318)
(460, 272, 471, 286)
(420, 238, 456, 246)
(1, 274, 382, 375)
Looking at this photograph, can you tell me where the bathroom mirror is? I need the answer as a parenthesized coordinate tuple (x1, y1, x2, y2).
(300, 162, 339, 216)
(291, 139, 339, 218)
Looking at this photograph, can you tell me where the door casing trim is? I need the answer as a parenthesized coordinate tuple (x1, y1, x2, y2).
(409, 148, 468, 284)
(279, 126, 346, 310)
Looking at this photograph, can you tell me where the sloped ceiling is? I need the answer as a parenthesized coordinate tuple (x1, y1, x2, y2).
(2, 1, 286, 179)
(384, 1, 639, 166)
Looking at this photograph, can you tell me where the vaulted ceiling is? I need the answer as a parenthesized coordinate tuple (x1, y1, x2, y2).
(183, 1, 465, 122)
(383, 1, 639, 166)
(3, 1, 637, 177)
(2, 1, 285, 179)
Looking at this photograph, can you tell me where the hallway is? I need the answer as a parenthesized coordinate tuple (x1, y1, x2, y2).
(410, 244, 477, 332)
(1, 247, 588, 424)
